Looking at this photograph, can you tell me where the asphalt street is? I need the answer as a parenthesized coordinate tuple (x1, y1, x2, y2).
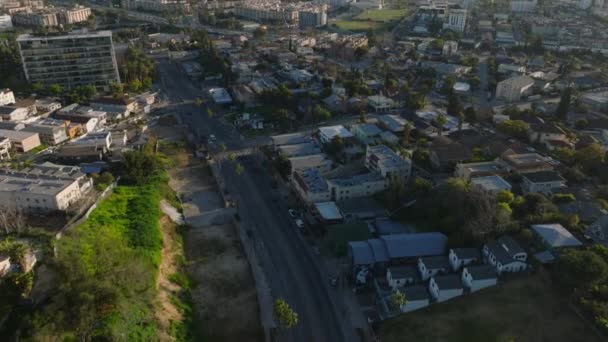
(156, 59, 357, 342)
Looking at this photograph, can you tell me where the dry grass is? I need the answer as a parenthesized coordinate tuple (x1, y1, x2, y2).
(156, 216, 184, 341)
(379, 270, 600, 342)
(185, 224, 263, 342)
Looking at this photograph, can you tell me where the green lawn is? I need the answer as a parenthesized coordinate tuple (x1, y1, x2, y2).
(354, 9, 408, 22)
(380, 271, 601, 342)
(333, 20, 379, 31)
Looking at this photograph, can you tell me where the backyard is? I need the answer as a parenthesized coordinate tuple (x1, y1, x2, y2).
(379, 270, 601, 342)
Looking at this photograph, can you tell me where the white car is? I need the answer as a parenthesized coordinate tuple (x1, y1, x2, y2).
(288, 209, 298, 218)
(295, 219, 304, 229)
(209, 134, 217, 142)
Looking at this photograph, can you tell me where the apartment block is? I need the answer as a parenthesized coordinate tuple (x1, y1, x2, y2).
(0, 163, 91, 211)
(22, 118, 69, 145)
(365, 144, 412, 184)
(0, 129, 40, 152)
(17, 31, 120, 91)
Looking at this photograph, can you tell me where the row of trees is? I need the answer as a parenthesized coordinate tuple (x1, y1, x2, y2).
(120, 48, 155, 93)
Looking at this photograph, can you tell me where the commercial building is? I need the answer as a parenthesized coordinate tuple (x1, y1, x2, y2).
(0, 14, 13, 31)
(121, 0, 190, 12)
(235, 2, 299, 22)
(582, 90, 608, 113)
(0, 89, 15, 106)
(327, 172, 388, 201)
(17, 31, 121, 91)
(13, 10, 59, 28)
(58, 6, 92, 24)
(365, 145, 411, 184)
(22, 118, 69, 145)
(299, 6, 327, 28)
(0, 106, 29, 121)
(443, 8, 467, 32)
(0, 163, 91, 212)
(292, 168, 331, 203)
(510, 0, 537, 12)
(0, 129, 40, 152)
(318, 125, 354, 144)
(0, 137, 11, 160)
(288, 154, 333, 174)
(89, 97, 136, 119)
(496, 75, 534, 102)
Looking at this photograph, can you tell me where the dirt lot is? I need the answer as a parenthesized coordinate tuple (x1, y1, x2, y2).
(184, 224, 262, 341)
(379, 270, 600, 342)
(153, 122, 262, 341)
(156, 216, 183, 341)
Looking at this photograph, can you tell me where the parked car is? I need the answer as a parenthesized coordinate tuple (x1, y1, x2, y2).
(288, 209, 298, 218)
(295, 218, 304, 229)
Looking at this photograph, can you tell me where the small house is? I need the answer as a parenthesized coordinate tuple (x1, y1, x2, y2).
(429, 274, 464, 302)
(0, 255, 10, 277)
(449, 248, 481, 271)
(461, 265, 498, 292)
(530, 223, 582, 249)
(483, 236, 527, 275)
(521, 170, 566, 195)
(418, 256, 451, 281)
(386, 266, 420, 289)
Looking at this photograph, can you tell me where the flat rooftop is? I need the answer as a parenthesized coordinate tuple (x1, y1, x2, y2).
(367, 144, 410, 169)
(17, 30, 112, 42)
(471, 175, 512, 192)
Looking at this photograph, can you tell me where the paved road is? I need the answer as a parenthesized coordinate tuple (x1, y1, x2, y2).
(156, 59, 358, 342)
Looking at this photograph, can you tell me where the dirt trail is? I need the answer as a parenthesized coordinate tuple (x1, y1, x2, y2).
(156, 216, 183, 341)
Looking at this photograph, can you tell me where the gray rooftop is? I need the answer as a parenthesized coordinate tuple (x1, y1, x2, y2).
(522, 170, 565, 183)
(367, 144, 410, 170)
(329, 172, 385, 187)
(378, 114, 408, 132)
(293, 168, 328, 193)
(419, 256, 451, 270)
(271, 132, 312, 147)
(451, 248, 481, 260)
(465, 264, 497, 280)
(352, 123, 382, 137)
(531, 224, 582, 248)
(433, 274, 463, 290)
(388, 266, 419, 280)
(471, 175, 512, 192)
(381, 233, 448, 259)
(402, 285, 430, 301)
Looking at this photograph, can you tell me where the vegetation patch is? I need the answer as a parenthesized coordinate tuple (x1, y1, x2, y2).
(354, 9, 408, 22)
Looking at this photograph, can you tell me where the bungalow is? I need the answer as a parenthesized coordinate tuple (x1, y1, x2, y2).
(530, 223, 582, 249)
(528, 123, 570, 150)
(521, 170, 566, 194)
(378, 114, 408, 133)
(386, 265, 420, 289)
(351, 123, 383, 144)
(449, 248, 481, 271)
(483, 236, 527, 275)
(461, 265, 498, 292)
(418, 256, 451, 281)
(429, 274, 464, 302)
(399, 285, 431, 313)
(319, 125, 355, 144)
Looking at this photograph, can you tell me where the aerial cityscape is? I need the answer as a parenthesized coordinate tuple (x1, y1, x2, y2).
(0, 0, 608, 340)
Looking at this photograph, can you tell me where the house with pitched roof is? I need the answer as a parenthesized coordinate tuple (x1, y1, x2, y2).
(483, 236, 527, 275)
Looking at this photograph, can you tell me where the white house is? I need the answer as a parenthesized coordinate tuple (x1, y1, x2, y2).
(0, 106, 29, 121)
(318, 125, 354, 144)
(418, 256, 451, 281)
(386, 265, 419, 290)
(429, 274, 464, 302)
(521, 170, 566, 195)
(0, 255, 10, 277)
(461, 264, 498, 292)
(449, 248, 481, 271)
(0, 89, 15, 106)
(365, 144, 412, 184)
(483, 236, 527, 275)
(367, 95, 397, 112)
(398, 285, 430, 313)
(496, 75, 534, 102)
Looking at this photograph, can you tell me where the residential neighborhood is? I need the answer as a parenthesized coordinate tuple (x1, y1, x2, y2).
(1, 0, 608, 341)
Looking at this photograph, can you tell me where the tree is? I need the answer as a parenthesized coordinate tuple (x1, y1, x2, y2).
(253, 27, 266, 39)
(313, 104, 331, 122)
(48, 83, 63, 97)
(555, 249, 608, 292)
(435, 114, 447, 136)
(235, 163, 244, 176)
(195, 97, 203, 107)
(207, 108, 214, 118)
(447, 91, 462, 117)
(497, 120, 530, 140)
(408, 93, 426, 110)
(354, 46, 370, 60)
(497, 190, 514, 204)
(464, 107, 477, 123)
(273, 299, 298, 329)
(556, 87, 572, 120)
(391, 290, 407, 310)
(110, 83, 124, 98)
(401, 123, 413, 146)
(122, 150, 162, 185)
(128, 79, 142, 92)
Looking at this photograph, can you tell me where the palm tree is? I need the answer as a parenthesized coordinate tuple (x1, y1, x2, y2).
(402, 122, 413, 147)
(435, 113, 447, 136)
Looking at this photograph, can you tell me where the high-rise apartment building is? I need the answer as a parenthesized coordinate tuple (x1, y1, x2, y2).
(17, 31, 120, 91)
